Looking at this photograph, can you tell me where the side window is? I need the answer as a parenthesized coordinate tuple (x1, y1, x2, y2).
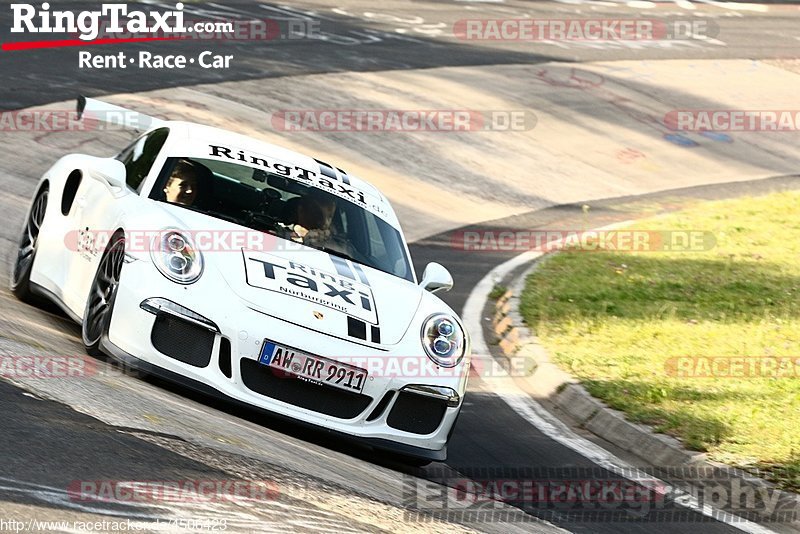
(115, 128, 169, 191)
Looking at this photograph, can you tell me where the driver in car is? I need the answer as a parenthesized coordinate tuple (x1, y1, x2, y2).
(163, 160, 201, 206)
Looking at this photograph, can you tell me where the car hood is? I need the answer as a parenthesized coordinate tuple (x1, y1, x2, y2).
(155, 204, 422, 346)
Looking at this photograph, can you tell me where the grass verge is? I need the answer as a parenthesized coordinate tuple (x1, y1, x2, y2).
(520, 191, 800, 491)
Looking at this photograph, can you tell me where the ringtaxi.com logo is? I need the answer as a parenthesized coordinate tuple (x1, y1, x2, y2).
(11, 3, 192, 42)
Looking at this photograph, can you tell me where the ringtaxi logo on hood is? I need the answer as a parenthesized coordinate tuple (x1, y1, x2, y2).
(10, 2, 189, 42)
(243, 251, 378, 325)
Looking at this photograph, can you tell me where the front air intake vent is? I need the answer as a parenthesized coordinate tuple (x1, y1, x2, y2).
(151, 313, 214, 367)
(366, 390, 395, 421)
(240, 359, 372, 419)
(387, 391, 448, 435)
(218, 337, 232, 378)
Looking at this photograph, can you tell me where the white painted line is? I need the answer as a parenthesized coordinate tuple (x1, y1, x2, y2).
(692, 0, 769, 11)
(627, 0, 657, 8)
(461, 223, 779, 534)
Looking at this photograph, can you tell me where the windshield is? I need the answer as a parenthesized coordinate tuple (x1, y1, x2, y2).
(150, 157, 413, 282)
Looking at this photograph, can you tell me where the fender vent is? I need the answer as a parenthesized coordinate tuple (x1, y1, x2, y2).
(61, 170, 82, 215)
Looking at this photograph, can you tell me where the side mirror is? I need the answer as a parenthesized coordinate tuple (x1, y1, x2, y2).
(420, 262, 453, 293)
(90, 158, 127, 189)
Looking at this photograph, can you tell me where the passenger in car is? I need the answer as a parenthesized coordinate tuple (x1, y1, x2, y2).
(282, 191, 341, 247)
(297, 193, 336, 233)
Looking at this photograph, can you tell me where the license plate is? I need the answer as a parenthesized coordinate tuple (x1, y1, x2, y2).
(258, 340, 368, 394)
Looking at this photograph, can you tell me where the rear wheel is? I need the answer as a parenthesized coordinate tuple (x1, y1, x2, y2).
(11, 188, 49, 302)
(82, 232, 125, 357)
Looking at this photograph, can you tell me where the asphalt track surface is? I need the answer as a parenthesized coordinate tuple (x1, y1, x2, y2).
(2, 1, 800, 533)
(1, 0, 800, 110)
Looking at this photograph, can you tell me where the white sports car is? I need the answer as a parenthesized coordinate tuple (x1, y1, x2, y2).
(10, 97, 470, 464)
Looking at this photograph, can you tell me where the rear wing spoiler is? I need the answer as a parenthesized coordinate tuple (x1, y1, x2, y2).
(76, 96, 166, 132)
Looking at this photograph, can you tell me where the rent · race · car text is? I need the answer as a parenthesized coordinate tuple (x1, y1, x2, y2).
(78, 51, 233, 69)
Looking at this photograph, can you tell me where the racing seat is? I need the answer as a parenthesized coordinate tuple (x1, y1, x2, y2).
(184, 160, 215, 211)
(281, 196, 302, 226)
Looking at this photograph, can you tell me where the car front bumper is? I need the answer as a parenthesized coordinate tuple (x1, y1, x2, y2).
(105, 258, 468, 459)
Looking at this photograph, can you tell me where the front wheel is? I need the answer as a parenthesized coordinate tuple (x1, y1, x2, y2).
(82, 232, 125, 357)
(10, 187, 48, 302)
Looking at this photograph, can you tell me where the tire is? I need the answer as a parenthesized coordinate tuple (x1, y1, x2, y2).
(82, 232, 125, 357)
(10, 187, 49, 302)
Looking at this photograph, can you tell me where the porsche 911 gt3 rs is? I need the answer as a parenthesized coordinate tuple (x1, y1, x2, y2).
(10, 97, 470, 463)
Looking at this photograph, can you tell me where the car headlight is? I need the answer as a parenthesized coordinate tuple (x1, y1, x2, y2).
(421, 313, 465, 368)
(150, 229, 203, 284)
